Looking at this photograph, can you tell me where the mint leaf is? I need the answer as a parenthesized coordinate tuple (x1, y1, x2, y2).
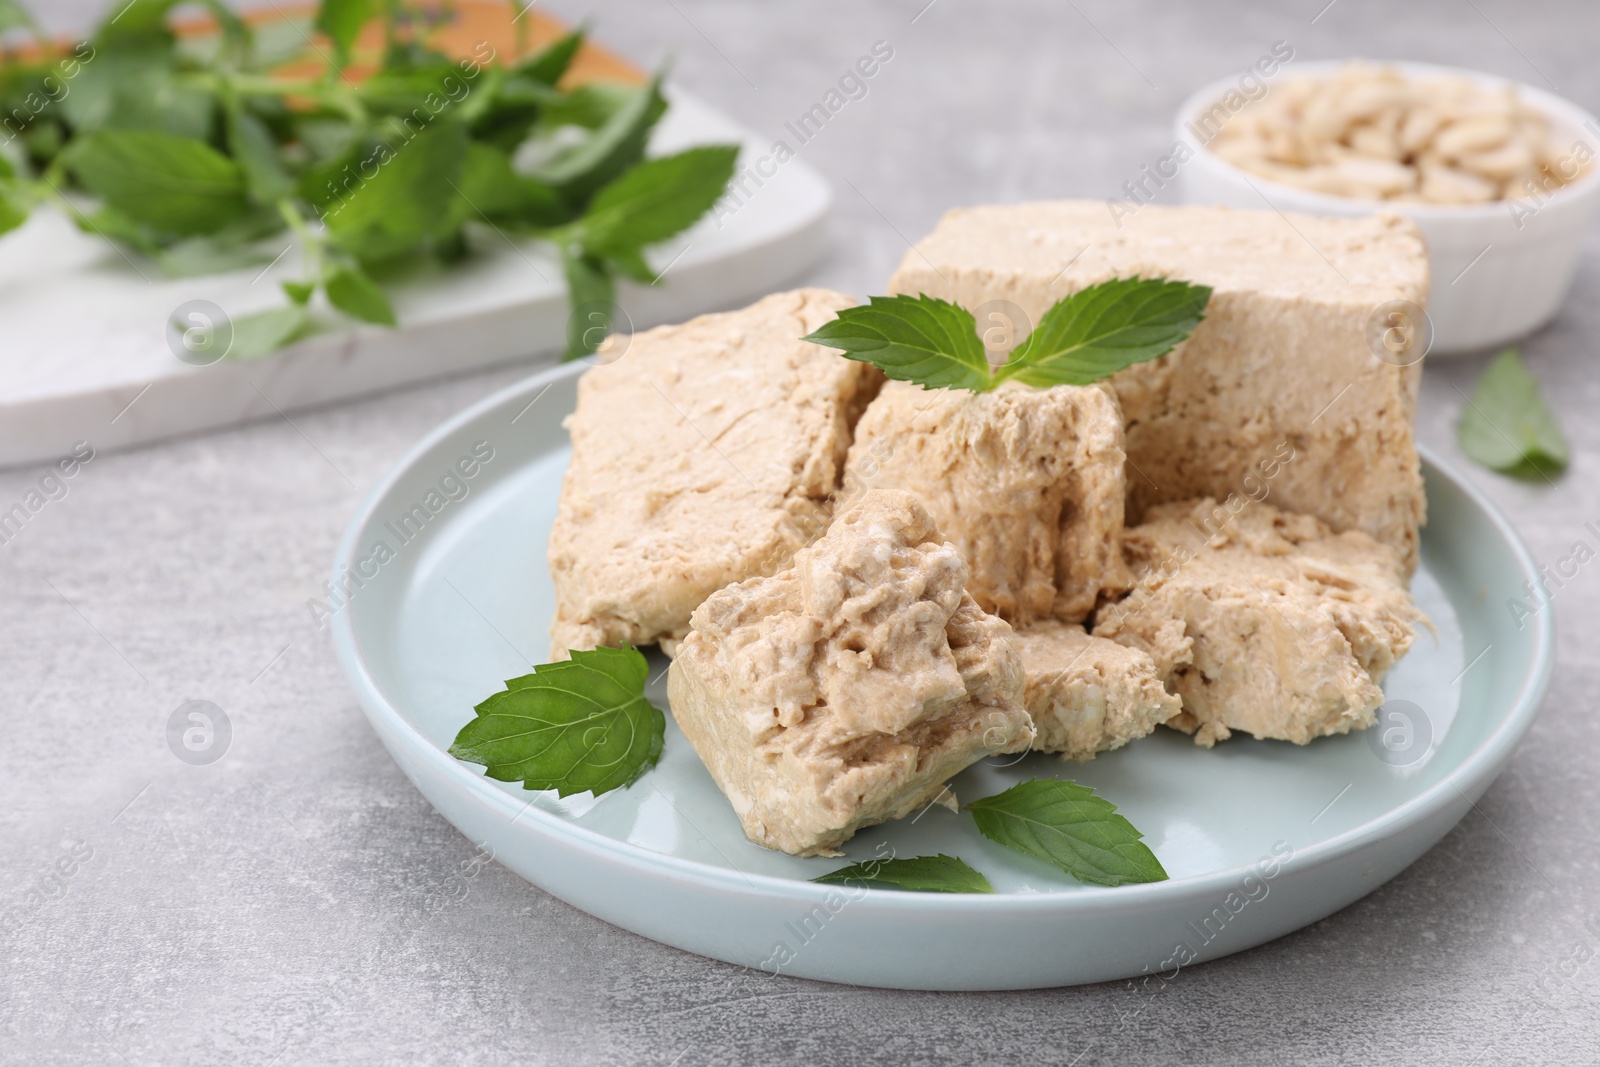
(802, 294, 992, 392)
(454, 142, 568, 228)
(226, 306, 313, 361)
(994, 277, 1211, 387)
(562, 245, 616, 360)
(532, 74, 667, 204)
(968, 778, 1167, 887)
(520, 29, 585, 87)
(577, 145, 738, 255)
(69, 130, 249, 237)
(449, 646, 666, 798)
(606, 246, 655, 285)
(226, 103, 294, 206)
(154, 237, 274, 277)
(466, 69, 560, 152)
(71, 204, 161, 255)
(813, 854, 995, 893)
(65, 24, 215, 141)
(325, 265, 396, 326)
(540, 83, 636, 130)
(1457, 348, 1570, 479)
(315, 0, 376, 60)
(323, 120, 467, 261)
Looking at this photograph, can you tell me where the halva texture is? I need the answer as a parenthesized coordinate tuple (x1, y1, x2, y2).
(667, 490, 1034, 856)
(887, 201, 1431, 572)
(548, 289, 879, 659)
(1094, 497, 1421, 747)
(842, 379, 1130, 626)
(1008, 620, 1180, 762)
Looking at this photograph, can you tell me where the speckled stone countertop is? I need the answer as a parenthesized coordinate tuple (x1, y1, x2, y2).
(4, 1, 1598, 1063)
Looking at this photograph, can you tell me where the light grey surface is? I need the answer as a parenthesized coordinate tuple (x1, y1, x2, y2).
(3, 0, 1598, 1063)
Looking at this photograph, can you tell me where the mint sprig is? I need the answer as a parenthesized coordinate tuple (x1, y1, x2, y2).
(968, 778, 1168, 887)
(449, 646, 666, 798)
(803, 278, 1210, 392)
(0, 4, 737, 361)
(1456, 348, 1570, 480)
(68, 130, 250, 237)
(813, 854, 995, 893)
(557, 143, 739, 359)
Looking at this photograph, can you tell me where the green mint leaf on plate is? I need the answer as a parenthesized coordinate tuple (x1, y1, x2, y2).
(449, 646, 666, 798)
(325, 265, 396, 326)
(69, 130, 249, 237)
(1457, 348, 1570, 480)
(803, 279, 1206, 394)
(802, 294, 993, 392)
(813, 854, 995, 893)
(576, 144, 739, 255)
(993, 277, 1211, 387)
(967, 778, 1167, 887)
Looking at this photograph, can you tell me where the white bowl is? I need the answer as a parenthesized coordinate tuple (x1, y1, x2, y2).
(1174, 60, 1600, 355)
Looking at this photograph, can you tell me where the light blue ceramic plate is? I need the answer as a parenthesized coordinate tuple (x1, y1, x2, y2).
(330, 360, 1554, 990)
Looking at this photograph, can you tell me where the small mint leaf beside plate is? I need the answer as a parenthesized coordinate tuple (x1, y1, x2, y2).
(1457, 348, 1569, 480)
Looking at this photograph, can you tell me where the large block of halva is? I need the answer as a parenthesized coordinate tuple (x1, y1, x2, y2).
(887, 201, 1430, 572)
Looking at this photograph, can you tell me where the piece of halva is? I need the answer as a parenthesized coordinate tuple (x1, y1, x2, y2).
(886, 201, 1431, 573)
(1094, 497, 1421, 747)
(841, 379, 1130, 626)
(667, 490, 1034, 856)
(548, 289, 879, 659)
(1008, 620, 1180, 762)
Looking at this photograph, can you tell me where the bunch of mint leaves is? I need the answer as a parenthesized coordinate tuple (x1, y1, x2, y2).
(0, 0, 736, 360)
(451, 646, 1168, 892)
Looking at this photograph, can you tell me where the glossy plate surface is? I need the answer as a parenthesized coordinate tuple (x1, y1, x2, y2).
(331, 361, 1553, 990)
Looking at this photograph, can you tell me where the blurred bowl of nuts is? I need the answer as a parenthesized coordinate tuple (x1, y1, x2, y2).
(1174, 61, 1600, 354)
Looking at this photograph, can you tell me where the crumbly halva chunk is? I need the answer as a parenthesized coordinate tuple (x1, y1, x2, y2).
(667, 490, 1034, 856)
(887, 201, 1431, 572)
(1094, 498, 1422, 747)
(1008, 620, 1180, 762)
(548, 288, 879, 659)
(841, 379, 1130, 626)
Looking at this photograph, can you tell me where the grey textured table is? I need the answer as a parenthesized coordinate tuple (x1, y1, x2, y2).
(5, 1, 1599, 1064)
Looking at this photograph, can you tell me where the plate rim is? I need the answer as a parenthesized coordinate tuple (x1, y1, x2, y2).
(331, 358, 1555, 913)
